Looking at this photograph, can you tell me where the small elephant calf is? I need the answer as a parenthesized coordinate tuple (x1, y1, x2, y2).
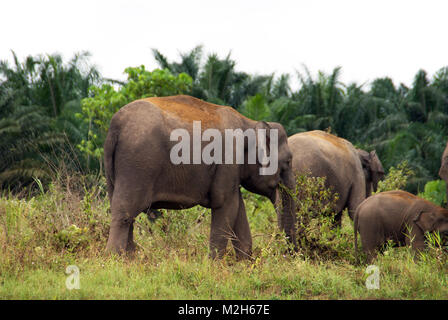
(354, 190, 448, 263)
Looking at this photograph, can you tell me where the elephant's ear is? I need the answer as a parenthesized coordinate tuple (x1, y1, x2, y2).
(413, 210, 437, 232)
(357, 149, 370, 168)
(369, 150, 384, 175)
(255, 121, 272, 154)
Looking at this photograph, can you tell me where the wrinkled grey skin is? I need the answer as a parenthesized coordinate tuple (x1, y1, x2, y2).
(104, 95, 296, 259)
(354, 190, 448, 263)
(279, 130, 384, 228)
(438, 141, 448, 201)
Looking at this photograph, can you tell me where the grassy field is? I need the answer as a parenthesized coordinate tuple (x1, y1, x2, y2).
(1, 175, 448, 300)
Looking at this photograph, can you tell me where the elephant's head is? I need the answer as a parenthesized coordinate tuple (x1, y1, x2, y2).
(357, 149, 385, 196)
(241, 121, 297, 246)
(413, 207, 448, 235)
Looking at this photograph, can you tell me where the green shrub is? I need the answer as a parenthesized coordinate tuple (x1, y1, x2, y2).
(375, 161, 414, 193)
(55, 224, 89, 251)
(418, 180, 446, 207)
(279, 171, 355, 261)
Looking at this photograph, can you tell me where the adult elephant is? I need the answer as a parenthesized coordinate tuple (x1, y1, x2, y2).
(438, 141, 448, 201)
(284, 130, 384, 227)
(103, 95, 296, 259)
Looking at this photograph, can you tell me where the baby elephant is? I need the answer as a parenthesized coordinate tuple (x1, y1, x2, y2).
(354, 190, 448, 263)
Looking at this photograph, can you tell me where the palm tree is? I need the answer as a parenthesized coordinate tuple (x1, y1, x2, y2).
(352, 70, 448, 193)
(0, 51, 101, 190)
(273, 66, 345, 134)
(152, 45, 203, 81)
(152, 46, 273, 109)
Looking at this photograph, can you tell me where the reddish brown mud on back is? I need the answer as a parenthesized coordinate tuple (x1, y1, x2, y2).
(305, 130, 349, 151)
(384, 190, 434, 206)
(384, 190, 415, 201)
(141, 95, 223, 128)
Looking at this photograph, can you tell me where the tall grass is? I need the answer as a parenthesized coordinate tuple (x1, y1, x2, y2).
(0, 168, 447, 299)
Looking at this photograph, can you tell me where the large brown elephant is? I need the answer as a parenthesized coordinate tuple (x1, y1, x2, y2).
(354, 190, 448, 263)
(283, 130, 384, 227)
(103, 95, 296, 259)
(438, 141, 448, 201)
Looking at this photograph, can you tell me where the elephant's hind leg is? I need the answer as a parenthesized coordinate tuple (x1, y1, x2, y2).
(360, 229, 382, 264)
(106, 185, 149, 255)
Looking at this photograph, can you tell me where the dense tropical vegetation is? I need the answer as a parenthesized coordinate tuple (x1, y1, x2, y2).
(2, 47, 448, 300)
(0, 51, 101, 191)
(1, 46, 448, 195)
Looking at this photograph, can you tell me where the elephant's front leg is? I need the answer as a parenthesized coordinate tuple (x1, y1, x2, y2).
(209, 191, 251, 259)
(231, 191, 252, 260)
(407, 228, 426, 261)
(126, 222, 137, 253)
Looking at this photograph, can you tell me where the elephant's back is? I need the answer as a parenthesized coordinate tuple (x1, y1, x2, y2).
(288, 130, 359, 172)
(142, 95, 252, 128)
(357, 190, 418, 218)
(112, 95, 252, 132)
(141, 95, 223, 128)
(368, 190, 436, 209)
(300, 130, 352, 151)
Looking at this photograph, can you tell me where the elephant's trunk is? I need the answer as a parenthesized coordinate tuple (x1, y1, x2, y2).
(365, 181, 372, 198)
(371, 170, 385, 195)
(280, 170, 297, 249)
(371, 174, 380, 194)
(281, 189, 297, 248)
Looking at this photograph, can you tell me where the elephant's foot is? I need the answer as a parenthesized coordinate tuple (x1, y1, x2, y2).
(208, 239, 229, 259)
(105, 242, 127, 255)
(234, 248, 252, 261)
(105, 242, 137, 258)
(365, 250, 377, 265)
(126, 241, 137, 254)
(105, 232, 130, 256)
(106, 214, 135, 255)
(232, 238, 252, 260)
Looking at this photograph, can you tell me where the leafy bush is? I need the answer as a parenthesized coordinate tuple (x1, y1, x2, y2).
(375, 161, 415, 193)
(280, 172, 355, 261)
(55, 224, 89, 251)
(418, 180, 446, 207)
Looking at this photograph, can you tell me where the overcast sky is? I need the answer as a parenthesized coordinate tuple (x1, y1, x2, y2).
(2, 0, 447, 89)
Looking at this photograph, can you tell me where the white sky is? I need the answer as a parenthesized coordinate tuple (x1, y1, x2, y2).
(1, 0, 447, 90)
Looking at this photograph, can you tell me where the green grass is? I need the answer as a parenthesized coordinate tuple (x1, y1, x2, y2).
(0, 177, 447, 300)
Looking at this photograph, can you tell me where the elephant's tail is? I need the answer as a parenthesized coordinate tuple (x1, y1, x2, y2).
(353, 207, 360, 264)
(104, 125, 118, 201)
